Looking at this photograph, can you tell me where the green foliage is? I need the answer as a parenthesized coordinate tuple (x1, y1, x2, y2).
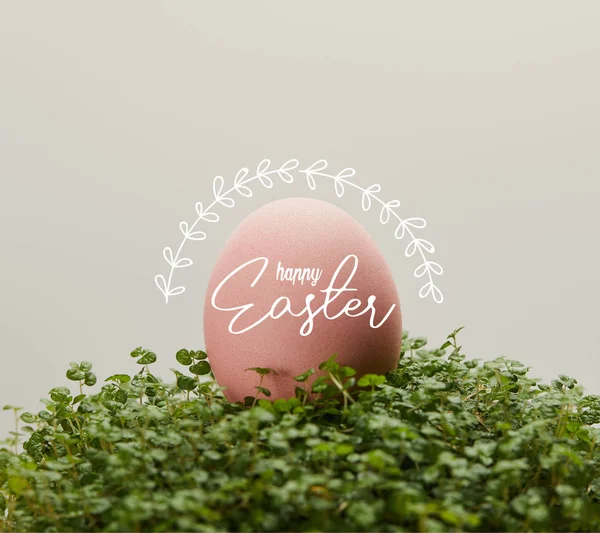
(1, 329, 600, 532)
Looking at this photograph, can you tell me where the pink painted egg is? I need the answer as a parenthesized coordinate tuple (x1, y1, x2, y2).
(203, 197, 402, 403)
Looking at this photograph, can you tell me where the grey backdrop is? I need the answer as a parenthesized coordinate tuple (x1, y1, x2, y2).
(1, 2, 599, 439)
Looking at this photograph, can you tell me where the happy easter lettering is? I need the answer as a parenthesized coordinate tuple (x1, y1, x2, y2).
(210, 254, 396, 337)
(276, 262, 323, 287)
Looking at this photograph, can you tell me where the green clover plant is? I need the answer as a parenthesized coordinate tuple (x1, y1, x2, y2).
(1, 327, 599, 532)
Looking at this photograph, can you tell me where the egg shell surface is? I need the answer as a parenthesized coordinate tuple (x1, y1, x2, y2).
(203, 197, 402, 402)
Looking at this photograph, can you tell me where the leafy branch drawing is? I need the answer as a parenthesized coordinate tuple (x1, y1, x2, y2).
(155, 159, 443, 303)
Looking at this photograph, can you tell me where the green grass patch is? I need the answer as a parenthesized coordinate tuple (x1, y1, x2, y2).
(1, 328, 600, 532)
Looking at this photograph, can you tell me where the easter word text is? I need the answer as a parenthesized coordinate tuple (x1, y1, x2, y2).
(211, 254, 396, 336)
(276, 261, 323, 287)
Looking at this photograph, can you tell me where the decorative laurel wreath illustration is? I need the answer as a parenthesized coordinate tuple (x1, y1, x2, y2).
(155, 159, 444, 304)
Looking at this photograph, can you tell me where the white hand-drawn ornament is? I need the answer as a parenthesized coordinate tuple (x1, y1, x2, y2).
(156, 159, 444, 304)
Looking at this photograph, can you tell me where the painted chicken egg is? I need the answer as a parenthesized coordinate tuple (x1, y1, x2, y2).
(203, 197, 402, 402)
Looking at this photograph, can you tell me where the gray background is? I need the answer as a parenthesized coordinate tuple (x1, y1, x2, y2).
(1, 2, 599, 439)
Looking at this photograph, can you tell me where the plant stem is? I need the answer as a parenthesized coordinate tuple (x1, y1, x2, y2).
(13, 409, 18, 455)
